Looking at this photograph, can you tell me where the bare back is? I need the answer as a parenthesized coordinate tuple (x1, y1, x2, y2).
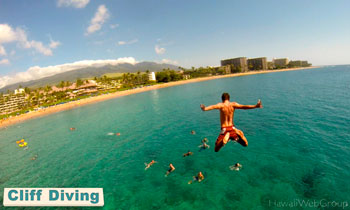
(219, 102, 235, 127)
(201, 98, 261, 129)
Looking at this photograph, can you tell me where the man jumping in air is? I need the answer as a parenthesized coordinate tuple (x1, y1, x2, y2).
(200, 93, 262, 152)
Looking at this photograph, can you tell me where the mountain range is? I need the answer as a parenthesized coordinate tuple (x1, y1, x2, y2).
(0, 62, 180, 92)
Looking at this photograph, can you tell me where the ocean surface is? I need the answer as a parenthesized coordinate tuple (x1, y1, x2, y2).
(0, 66, 349, 210)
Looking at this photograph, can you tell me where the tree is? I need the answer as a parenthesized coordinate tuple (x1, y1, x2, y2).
(137, 71, 141, 84)
(44, 85, 52, 93)
(24, 87, 31, 94)
(76, 79, 83, 87)
(142, 74, 149, 84)
(58, 81, 65, 88)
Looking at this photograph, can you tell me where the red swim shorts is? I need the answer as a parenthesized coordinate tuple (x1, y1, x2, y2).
(215, 126, 245, 151)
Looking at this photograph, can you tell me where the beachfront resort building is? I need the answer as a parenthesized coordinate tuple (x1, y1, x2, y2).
(247, 57, 267, 70)
(50, 80, 98, 98)
(0, 93, 26, 115)
(289, 60, 311, 67)
(148, 72, 156, 81)
(14, 88, 25, 95)
(97, 80, 121, 91)
(273, 58, 289, 68)
(221, 57, 248, 72)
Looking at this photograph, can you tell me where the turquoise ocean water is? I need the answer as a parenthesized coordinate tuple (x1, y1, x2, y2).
(0, 66, 349, 210)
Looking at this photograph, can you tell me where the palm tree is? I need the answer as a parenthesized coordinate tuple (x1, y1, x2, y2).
(137, 71, 141, 84)
(24, 87, 31, 94)
(76, 79, 83, 87)
(122, 73, 127, 84)
(44, 85, 52, 93)
(58, 81, 65, 88)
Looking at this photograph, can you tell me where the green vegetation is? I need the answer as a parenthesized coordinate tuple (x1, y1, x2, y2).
(156, 70, 182, 82)
(101, 72, 125, 78)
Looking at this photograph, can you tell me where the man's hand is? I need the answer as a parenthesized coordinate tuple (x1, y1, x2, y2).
(200, 104, 206, 111)
(256, 99, 263, 108)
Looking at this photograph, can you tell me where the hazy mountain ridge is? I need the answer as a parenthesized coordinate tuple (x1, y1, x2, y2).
(0, 62, 180, 92)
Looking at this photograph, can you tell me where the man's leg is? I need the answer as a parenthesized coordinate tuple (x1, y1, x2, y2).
(231, 129, 248, 147)
(215, 132, 229, 152)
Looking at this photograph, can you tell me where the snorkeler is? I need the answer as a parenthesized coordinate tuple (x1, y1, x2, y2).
(183, 150, 193, 157)
(229, 163, 242, 171)
(188, 172, 204, 184)
(145, 160, 157, 170)
(70, 127, 76, 131)
(165, 163, 175, 176)
(200, 93, 262, 152)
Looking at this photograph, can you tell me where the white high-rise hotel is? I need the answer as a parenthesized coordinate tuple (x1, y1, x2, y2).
(148, 72, 156, 81)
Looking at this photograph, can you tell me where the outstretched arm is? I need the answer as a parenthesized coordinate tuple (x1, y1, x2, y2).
(232, 99, 263, 109)
(200, 103, 221, 111)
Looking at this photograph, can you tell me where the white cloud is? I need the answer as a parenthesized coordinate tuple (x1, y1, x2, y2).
(0, 45, 6, 56)
(0, 24, 17, 43)
(155, 45, 166, 55)
(0, 24, 60, 56)
(0, 58, 10, 65)
(49, 39, 61, 49)
(160, 59, 178, 65)
(0, 57, 137, 88)
(86, 5, 110, 35)
(23, 40, 53, 56)
(110, 24, 119, 29)
(57, 0, 89, 8)
(117, 39, 138, 46)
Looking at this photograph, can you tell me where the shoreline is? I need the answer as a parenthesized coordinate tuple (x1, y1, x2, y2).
(0, 66, 318, 129)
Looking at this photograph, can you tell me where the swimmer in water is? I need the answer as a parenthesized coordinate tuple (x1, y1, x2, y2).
(188, 172, 204, 184)
(183, 150, 193, 157)
(201, 138, 209, 143)
(191, 130, 196, 135)
(229, 163, 242, 171)
(145, 160, 157, 170)
(199, 142, 210, 150)
(31, 154, 38, 160)
(165, 163, 175, 176)
(70, 127, 76, 131)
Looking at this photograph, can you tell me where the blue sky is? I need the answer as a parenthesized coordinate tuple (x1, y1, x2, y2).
(0, 0, 350, 87)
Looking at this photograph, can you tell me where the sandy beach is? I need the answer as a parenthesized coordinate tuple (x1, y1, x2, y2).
(0, 66, 318, 129)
